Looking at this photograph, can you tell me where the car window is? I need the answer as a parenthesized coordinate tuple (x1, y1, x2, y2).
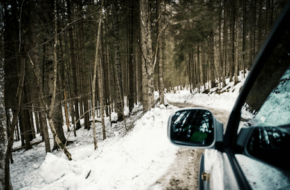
(235, 20, 290, 190)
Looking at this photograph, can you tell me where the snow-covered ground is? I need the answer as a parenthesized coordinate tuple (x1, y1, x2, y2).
(166, 72, 248, 112)
(11, 105, 179, 190)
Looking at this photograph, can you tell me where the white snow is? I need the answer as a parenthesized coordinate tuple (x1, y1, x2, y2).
(166, 72, 248, 111)
(11, 106, 179, 190)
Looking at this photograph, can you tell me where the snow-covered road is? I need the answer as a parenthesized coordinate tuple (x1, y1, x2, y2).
(154, 101, 230, 190)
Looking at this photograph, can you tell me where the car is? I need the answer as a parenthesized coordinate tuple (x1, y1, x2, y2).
(167, 2, 290, 190)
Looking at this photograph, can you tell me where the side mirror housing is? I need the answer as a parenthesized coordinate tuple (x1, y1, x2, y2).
(167, 108, 223, 150)
(237, 126, 290, 171)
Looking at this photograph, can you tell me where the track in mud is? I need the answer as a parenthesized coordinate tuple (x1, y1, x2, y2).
(150, 101, 230, 190)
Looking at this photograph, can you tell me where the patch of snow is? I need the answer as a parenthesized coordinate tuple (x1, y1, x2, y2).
(40, 153, 70, 184)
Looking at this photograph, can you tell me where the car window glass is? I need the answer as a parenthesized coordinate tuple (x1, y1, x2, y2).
(235, 20, 290, 190)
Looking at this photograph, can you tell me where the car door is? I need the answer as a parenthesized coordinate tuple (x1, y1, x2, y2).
(221, 2, 290, 190)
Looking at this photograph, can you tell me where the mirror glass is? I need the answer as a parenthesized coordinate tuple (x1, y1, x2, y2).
(170, 109, 214, 146)
(246, 126, 290, 170)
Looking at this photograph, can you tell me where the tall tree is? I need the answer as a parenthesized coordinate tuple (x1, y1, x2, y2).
(128, 1, 134, 112)
(67, 0, 81, 130)
(92, 0, 104, 149)
(112, 0, 124, 120)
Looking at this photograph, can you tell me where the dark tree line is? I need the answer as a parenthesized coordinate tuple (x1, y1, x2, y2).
(171, 0, 287, 91)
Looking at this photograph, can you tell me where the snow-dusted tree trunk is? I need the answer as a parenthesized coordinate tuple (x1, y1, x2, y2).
(92, 0, 104, 149)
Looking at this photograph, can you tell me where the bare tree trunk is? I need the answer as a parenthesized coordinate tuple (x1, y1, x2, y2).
(28, 1, 51, 151)
(102, 26, 110, 117)
(92, 0, 104, 149)
(242, 0, 247, 78)
(112, 1, 124, 121)
(67, 0, 81, 130)
(4, 54, 26, 190)
(223, 0, 228, 86)
(99, 27, 106, 140)
(78, 1, 90, 130)
(234, 2, 240, 85)
(188, 54, 192, 93)
(128, 2, 134, 112)
(59, 30, 70, 132)
(0, 6, 12, 184)
(219, 2, 225, 87)
(229, 0, 235, 82)
(158, 0, 165, 104)
(200, 42, 205, 88)
(28, 0, 72, 160)
(22, 77, 32, 150)
(196, 43, 200, 93)
(107, 44, 112, 116)
(140, 0, 160, 110)
(257, 0, 263, 50)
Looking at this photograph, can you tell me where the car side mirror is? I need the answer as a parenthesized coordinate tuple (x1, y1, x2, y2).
(167, 108, 223, 150)
(237, 126, 290, 170)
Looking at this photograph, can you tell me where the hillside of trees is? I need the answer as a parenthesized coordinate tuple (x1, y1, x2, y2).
(0, 0, 287, 189)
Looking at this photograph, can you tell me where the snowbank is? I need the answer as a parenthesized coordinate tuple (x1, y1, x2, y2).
(12, 106, 179, 190)
(166, 73, 247, 111)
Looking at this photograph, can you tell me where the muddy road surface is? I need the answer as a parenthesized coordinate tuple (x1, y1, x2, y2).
(150, 101, 230, 190)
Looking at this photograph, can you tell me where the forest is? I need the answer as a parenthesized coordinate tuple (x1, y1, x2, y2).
(0, 0, 287, 189)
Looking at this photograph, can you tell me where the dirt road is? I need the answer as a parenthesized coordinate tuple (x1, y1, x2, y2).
(150, 101, 230, 190)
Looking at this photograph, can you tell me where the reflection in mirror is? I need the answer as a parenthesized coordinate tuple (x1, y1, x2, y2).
(170, 109, 214, 146)
(247, 126, 290, 170)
